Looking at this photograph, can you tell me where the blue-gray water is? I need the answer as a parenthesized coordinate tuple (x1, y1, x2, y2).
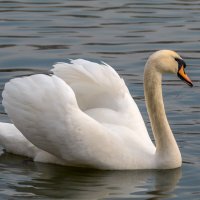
(0, 0, 199, 199)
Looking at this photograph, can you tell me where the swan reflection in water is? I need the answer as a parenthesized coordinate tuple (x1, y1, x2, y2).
(0, 153, 181, 199)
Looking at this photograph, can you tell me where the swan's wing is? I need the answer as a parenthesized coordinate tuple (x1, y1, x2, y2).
(2, 75, 123, 168)
(52, 59, 150, 140)
(2, 74, 154, 169)
(0, 122, 65, 165)
(51, 59, 130, 111)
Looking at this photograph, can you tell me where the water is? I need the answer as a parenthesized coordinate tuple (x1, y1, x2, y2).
(0, 0, 199, 199)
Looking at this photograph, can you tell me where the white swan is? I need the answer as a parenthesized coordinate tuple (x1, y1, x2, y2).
(0, 50, 193, 170)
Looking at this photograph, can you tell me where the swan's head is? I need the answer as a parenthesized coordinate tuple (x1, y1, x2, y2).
(146, 50, 193, 87)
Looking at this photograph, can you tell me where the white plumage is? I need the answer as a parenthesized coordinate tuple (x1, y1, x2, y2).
(0, 50, 192, 169)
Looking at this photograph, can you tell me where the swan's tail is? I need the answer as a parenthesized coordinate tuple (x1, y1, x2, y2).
(0, 122, 66, 165)
(0, 122, 37, 157)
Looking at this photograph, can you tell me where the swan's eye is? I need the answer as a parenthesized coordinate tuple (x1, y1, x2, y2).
(175, 58, 186, 70)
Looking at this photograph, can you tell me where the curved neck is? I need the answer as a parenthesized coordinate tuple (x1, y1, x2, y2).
(144, 63, 181, 168)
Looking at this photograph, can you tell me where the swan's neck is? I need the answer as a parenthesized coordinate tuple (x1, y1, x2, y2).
(144, 64, 182, 168)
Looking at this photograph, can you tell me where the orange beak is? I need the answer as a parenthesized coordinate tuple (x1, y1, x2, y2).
(177, 65, 193, 87)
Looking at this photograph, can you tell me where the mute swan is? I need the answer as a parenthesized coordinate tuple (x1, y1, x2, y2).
(0, 50, 193, 170)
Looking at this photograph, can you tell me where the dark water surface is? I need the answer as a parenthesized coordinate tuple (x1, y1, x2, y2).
(0, 0, 200, 199)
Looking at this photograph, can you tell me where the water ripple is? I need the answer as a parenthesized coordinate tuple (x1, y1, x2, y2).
(0, 0, 200, 199)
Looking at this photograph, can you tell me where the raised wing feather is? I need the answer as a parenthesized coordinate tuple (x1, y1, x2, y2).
(51, 59, 129, 111)
(2, 75, 77, 157)
(51, 59, 150, 140)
